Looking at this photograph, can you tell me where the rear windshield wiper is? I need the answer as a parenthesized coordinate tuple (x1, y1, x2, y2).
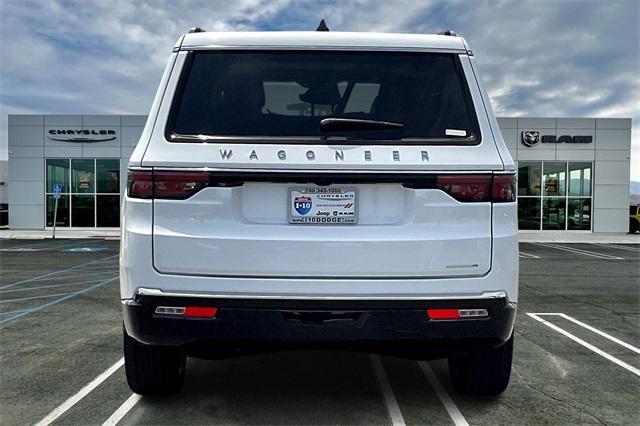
(320, 118, 404, 133)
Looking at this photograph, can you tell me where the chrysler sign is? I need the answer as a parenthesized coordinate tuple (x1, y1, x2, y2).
(521, 131, 592, 147)
(47, 129, 117, 142)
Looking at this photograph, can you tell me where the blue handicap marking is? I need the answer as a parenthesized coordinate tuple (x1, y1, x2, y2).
(64, 247, 108, 252)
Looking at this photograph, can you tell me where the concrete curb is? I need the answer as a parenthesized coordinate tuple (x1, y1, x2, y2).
(0, 230, 121, 240)
(518, 233, 639, 243)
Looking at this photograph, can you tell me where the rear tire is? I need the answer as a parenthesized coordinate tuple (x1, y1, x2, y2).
(448, 334, 513, 396)
(123, 328, 186, 395)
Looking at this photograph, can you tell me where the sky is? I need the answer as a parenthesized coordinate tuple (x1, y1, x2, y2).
(1, 0, 638, 180)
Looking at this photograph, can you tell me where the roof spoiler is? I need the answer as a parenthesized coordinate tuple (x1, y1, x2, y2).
(316, 19, 329, 31)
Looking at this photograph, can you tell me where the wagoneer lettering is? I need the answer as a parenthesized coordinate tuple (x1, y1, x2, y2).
(213, 148, 432, 162)
(121, 29, 518, 397)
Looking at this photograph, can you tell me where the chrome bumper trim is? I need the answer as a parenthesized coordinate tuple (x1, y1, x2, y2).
(132, 288, 508, 302)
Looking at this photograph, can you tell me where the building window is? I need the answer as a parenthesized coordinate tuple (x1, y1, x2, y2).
(517, 161, 592, 231)
(46, 159, 120, 227)
(517, 162, 542, 196)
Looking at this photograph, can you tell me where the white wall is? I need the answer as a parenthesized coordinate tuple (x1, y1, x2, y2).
(7, 115, 632, 232)
(498, 117, 631, 232)
(7, 115, 145, 229)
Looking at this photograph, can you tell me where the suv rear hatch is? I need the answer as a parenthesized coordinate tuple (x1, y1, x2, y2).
(142, 49, 510, 278)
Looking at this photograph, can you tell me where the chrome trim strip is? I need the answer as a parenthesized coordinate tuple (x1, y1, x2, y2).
(137, 167, 502, 175)
(134, 288, 507, 302)
(166, 135, 476, 144)
(180, 45, 467, 54)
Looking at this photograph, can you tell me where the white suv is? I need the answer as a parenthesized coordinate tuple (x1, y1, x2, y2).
(121, 28, 518, 396)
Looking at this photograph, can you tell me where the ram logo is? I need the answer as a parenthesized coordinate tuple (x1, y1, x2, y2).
(521, 131, 540, 147)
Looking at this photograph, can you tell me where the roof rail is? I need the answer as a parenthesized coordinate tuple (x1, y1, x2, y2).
(438, 30, 457, 36)
(188, 27, 206, 33)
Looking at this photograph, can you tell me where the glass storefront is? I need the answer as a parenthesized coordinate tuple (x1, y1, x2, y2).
(43, 158, 593, 231)
(517, 161, 592, 231)
(46, 159, 120, 227)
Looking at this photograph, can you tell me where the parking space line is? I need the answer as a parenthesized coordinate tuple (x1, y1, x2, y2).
(369, 355, 406, 426)
(0, 240, 106, 252)
(0, 277, 117, 294)
(0, 270, 117, 286)
(0, 239, 78, 251)
(34, 357, 125, 426)
(81, 262, 119, 266)
(0, 254, 119, 290)
(418, 362, 469, 426)
(0, 291, 78, 304)
(531, 243, 624, 260)
(0, 309, 29, 316)
(527, 313, 640, 377)
(519, 251, 541, 259)
(0, 276, 118, 325)
(533, 313, 640, 354)
(0, 240, 45, 250)
(102, 393, 142, 426)
(590, 243, 640, 253)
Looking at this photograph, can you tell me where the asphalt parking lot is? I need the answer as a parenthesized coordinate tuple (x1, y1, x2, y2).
(1, 238, 638, 425)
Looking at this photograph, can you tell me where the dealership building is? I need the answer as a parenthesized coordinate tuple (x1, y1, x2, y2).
(6, 114, 632, 232)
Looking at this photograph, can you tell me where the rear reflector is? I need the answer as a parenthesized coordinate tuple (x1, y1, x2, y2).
(427, 309, 461, 319)
(427, 308, 488, 320)
(184, 306, 218, 318)
(155, 306, 217, 318)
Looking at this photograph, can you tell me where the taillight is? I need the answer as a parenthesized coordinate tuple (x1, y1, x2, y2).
(436, 174, 516, 203)
(491, 174, 517, 202)
(154, 306, 218, 318)
(427, 308, 489, 320)
(184, 306, 218, 318)
(437, 175, 491, 202)
(127, 170, 153, 199)
(127, 170, 209, 200)
(154, 171, 209, 199)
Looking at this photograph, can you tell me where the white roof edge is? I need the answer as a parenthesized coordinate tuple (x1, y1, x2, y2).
(181, 31, 467, 51)
(173, 34, 185, 49)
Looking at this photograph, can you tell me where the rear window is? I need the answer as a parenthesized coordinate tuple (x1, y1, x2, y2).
(167, 50, 480, 144)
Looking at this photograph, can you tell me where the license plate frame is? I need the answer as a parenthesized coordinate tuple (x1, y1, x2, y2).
(288, 186, 358, 225)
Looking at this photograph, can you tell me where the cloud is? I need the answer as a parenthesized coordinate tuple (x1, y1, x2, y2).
(0, 0, 638, 179)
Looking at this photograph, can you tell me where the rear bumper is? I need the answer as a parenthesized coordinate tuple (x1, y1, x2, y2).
(123, 289, 516, 360)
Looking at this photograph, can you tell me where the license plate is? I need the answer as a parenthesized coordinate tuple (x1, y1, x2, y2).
(289, 187, 357, 224)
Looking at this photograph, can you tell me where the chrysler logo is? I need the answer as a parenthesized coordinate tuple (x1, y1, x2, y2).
(47, 129, 117, 142)
(521, 131, 540, 147)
